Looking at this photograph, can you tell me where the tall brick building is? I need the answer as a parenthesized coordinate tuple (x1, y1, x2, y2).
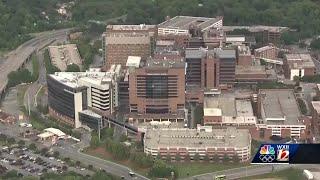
(128, 57, 186, 123)
(103, 24, 156, 69)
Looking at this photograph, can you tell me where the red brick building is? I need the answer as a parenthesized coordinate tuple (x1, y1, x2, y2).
(103, 24, 156, 69)
(128, 57, 185, 123)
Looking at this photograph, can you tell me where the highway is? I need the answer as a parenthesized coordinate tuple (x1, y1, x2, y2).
(0, 29, 71, 96)
(185, 164, 320, 180)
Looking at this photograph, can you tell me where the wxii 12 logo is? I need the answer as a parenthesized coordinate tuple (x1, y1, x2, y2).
(276, 144, 289, 162)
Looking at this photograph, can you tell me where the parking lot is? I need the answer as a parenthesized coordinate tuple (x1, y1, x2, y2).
(0, 145, 93, 177)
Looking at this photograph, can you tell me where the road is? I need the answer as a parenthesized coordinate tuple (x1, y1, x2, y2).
(185, 164, 320, 180)
(24, 33, 68, 110)
(0, 28, 71, 96)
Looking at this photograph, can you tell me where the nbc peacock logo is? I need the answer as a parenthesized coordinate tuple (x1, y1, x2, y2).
(260, 145, 275, 155)
(259, 145, 276, 163)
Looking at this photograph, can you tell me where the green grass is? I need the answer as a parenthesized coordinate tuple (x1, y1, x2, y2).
(17, 84, 29, 109)
(172, 162, 249, 178)
(31, 54, 39, 80)
(243, 168, 305, 180)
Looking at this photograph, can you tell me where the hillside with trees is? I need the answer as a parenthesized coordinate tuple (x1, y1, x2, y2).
(71, 0, 320, 40)
(0, 0, 72, 51)
(1, 0, 320, 51)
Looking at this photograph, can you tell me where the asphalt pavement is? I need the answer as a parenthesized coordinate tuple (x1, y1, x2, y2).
(0, 29, 71, 95)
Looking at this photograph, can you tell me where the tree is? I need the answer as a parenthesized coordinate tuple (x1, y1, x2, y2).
(297, 98, 308, 115)
(119, 135, 127, 142)
(40, 147, 48, 155)
(18, 140, 25, 147)
(90, 171, 115, 180)
(88, 164, 93, 170)
(223, 154, 230, 163)
(0, 134, 7, 142)
(310, 38, 320, 50)
(233, 154, 240, 163)
(90, 131, 100, 148)
(28, 143, 37, 151)
(53, 151, 60, 158)
(280, 31, 300, 45)
(7, 137, 16, 145)
(64, 157, 71, 163)
(75, 160, 81, 167)
(62, 165, 68, 171)
(101, 127, 114, 139)
(66, 64, 81, 72)
(7, 69, 34, 88)
(130, 152, 153, 168)
(148, 159, 178, 178)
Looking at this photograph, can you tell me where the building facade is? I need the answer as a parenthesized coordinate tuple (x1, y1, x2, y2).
(103, 24, 156, 69)
(48, 68, 121, 128)
(144, 126, 251, 162)
(283, 54, 316, 80)
(254, 89, 307, 139)
(128, 57, 186, 123)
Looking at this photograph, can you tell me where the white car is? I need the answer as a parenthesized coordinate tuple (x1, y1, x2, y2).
(80, 168, 86, 171)
(49, 157, 55, 160)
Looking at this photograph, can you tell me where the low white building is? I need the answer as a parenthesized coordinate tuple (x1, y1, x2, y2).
(203, 94, 256, 126)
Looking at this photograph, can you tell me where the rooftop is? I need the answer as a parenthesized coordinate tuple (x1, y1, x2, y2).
(204, 94, 253, 117)
(145, 57, 185, 68)
(238, 45, 251, 55)
(144, 127, 250, 149)
(49, 67, 120, 89)
(106, 24, 155, 31)
(312, 101, 320, 114)
(254, 45, 277, 53)
(223, 25, 289, 33)
(80, 109, 102, 119)
(204, 95, 235, 117)
(214, 49, 236, 59)
(259, 89, 302, 125)
(48, 44, 82, 71)
(236, 65, 267, 75)
(126, 56, 141, 68)
(185, 48, 207, 59)
(44, 127, 66, 137)
(158, 16, 222, 31)
(285, 53, 315, 69)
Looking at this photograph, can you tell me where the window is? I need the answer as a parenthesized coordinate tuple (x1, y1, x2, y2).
(146, 75, 168, 99)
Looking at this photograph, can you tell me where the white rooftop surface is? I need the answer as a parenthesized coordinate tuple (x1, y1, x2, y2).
(107, 24, 155, 31)
(49, 67, 120, 89)
(259, 89, 302, 125)
(158, 16, 222, 31)
(80, 109, 102, 118)
(144, 127, 251, 149)
(38, 132, 54, 138)
(204, 96, 236, 117)
(44, 127, 66, 137)
(48, 44, 82, 71)
(204, 95, 254, 118)
(254, 45, 276, 53)
(126, 56, 141, 67)
(226, 36, 245, 42)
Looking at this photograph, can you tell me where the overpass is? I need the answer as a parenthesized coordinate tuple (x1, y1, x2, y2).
(0, 29, 71, 101)
(260, 57, 283, 65)
(102, 115, 138, 134)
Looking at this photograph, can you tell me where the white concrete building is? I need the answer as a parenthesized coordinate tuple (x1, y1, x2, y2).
(48, 67, 121, 128)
